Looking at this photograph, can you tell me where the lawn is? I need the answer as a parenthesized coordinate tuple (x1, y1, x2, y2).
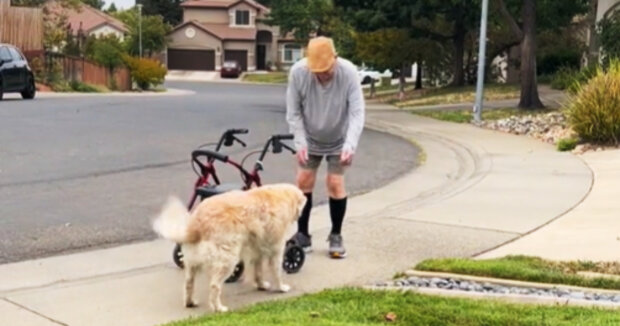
(163, 287, 620, 326)
(242, 72, 288, 84)
(395, 84, 520, 108)
(411, 107, 536, 123)
(415, 256, 620, 290)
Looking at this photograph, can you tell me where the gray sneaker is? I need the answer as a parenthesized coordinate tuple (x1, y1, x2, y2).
(328, 233, 347, 259)
(289, 232, 312, 253)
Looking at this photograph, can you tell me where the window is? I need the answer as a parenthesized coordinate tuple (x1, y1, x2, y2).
(235, 10, 250, 25)
(0, 47, 11, 62)
(8, 47, 23, 61)
(282, 44, 302, 63)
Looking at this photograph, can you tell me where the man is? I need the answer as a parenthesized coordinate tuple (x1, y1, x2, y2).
(286, 36, 365, 259)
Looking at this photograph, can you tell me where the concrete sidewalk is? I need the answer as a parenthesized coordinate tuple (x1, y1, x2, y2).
(0, 108, 593, 326)
(480, 148, 620, 261)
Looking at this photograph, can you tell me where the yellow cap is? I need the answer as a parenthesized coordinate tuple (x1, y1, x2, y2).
(306, 37, 337, 73)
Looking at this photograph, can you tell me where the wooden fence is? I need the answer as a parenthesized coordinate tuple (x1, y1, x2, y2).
(26, 52, 132, 91)
(0, 0, 43, 51)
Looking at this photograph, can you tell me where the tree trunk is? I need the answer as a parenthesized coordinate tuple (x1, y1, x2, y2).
(518, 0, 544, 109)
(399, 62, 406, 100)
(415, 62, 422, 89)
(451, 19, 466, 86)
(586, 0, 599, 66)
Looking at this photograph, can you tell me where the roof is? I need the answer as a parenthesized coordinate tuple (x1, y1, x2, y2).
(171, 21, 257, 41)
(46, 1, 128, 35)
(181, 0, 269, 12)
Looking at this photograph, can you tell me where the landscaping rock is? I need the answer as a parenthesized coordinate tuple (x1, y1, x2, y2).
(376, 276, 620, 304)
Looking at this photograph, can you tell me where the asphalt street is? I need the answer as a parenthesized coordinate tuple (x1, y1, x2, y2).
(0, 81, 419, 264)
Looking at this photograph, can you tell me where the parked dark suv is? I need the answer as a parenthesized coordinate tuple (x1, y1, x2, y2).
(0, 44, 36, 100)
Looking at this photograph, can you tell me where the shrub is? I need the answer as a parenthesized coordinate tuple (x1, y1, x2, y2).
(567, 60, 620, 144)
(69, 81, 105, 93)
(538, 50, 581, 76)
(123, 56, 167, 90)
(551, 65, 599, 93)
(557, 138, 578, 152)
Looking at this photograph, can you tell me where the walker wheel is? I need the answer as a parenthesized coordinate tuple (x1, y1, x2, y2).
(283, 244, 305, 274)
(226, 262, 245, 283)
(173, 243, 184, 269)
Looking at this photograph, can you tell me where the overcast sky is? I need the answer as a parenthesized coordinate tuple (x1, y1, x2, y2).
(105, 0, 135, 10)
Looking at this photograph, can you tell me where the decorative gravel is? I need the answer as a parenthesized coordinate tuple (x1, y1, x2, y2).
(375, 276, 620, 303)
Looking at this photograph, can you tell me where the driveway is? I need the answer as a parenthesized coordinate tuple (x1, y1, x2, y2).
(0, 82, 419, 264)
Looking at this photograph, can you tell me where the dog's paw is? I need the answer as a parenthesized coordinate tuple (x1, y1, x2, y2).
(185, 300, 198, 308)
(276, 284, 291, 293)
(257, 281, 271, 291)
(216, 305, 229, 313)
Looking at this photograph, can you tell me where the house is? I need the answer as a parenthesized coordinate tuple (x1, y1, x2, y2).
(46, 1, 129, 41)
(597, 0, 620, 22)
(166, 0, 301, 72)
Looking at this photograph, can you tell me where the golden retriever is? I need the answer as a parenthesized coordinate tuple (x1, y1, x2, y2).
(152, 183, 306, 312)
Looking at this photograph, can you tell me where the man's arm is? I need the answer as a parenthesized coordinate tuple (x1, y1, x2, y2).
(343, 69, 365, 154)
(286, 68, 307, 150)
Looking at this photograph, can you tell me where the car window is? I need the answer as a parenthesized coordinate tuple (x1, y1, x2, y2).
(0, 47, 12, 62)
(7, 47, 23, 61)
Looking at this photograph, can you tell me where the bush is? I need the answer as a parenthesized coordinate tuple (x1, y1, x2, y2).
(567, 60, 620, 144)
(551, 65, 599, 93)
(69, 81, 105, 93)
(123, 56, 167, 90)
(557, 138, 578, 152)
(538, 50, 581, 76)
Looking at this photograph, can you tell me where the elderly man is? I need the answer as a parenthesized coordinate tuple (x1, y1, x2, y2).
(286, 36, 365, 259)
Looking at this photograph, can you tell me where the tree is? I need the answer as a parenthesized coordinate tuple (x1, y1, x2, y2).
(137, 0, 183, 26)
(263, 0, 334, 44)
(599, 7, 620, 65)
(81, 0, 104, 9)
(106, 2, 118, 13)
(355, 29, 419, 98)
(85, 35, 126, 88)
(336, 0, 481, 87)
(113, 9, 172, 57)
(495, 0, 588, 109)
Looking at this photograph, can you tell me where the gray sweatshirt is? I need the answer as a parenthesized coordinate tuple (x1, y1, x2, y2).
(286, 58, 365, 155)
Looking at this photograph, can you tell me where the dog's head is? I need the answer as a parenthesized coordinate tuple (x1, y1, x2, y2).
(259, 183, 307, 222)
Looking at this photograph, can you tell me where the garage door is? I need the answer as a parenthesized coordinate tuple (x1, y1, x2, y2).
(224, 50, 248, 71)
(167, 49, 215, 71)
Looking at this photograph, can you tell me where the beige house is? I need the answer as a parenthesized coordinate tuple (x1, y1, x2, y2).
(166, 0, 301, 72)
(46, 1, 128, 41)
(597, 0, 620, 21)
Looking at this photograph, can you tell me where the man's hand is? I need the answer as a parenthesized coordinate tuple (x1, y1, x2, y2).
(340, 150, 354, 166)
(297, 147, 309, 165)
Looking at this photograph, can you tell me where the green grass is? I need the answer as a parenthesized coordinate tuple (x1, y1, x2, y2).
(415, 256, 620, 290)
(396, 84, 520, 108)
(163, 287, 620, 326)
(412, 107, 528, 123)
(242, 72, 288, 84)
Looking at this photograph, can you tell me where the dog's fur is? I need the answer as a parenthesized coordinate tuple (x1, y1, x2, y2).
(152, 183, 306, 312)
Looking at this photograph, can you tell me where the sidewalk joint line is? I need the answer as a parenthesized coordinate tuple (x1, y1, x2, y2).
(386, 217, 521, 236)
(2, 297, 69, 326)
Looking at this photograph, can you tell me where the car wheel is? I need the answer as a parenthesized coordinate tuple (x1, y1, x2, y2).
(21, 76, 35, 100)
(0, 78, 3, 101)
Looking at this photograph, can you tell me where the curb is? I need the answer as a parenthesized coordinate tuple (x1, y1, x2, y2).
(33, 88, 196, 99)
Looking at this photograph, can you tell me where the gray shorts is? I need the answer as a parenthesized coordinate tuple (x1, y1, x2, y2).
(299, 154, 346, 175)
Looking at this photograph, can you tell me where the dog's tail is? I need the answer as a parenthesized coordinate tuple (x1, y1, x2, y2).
(152, 196, 192, 243)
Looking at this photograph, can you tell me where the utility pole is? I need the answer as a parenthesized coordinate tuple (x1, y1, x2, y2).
(473, 0, 489, 123)
(137, 3, 143, 58)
